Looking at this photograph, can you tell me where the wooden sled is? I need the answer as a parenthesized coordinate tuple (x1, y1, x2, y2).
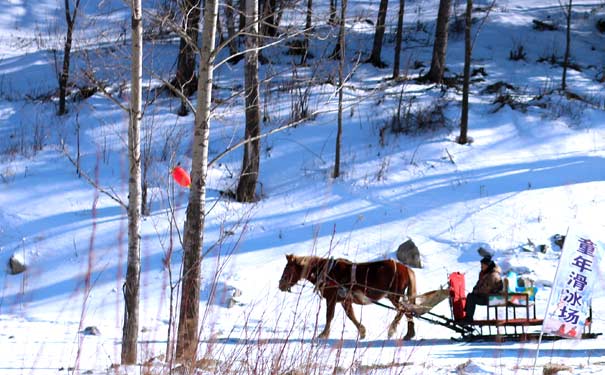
(397, 273, 601, 342)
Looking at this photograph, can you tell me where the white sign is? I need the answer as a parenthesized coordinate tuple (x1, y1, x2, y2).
(543, 232, 602, 339)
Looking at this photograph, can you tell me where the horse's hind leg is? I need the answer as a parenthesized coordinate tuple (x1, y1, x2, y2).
(388, 311, 404, 338)
(342, 300, 366, 339)
(387, 295, 405, 338)
(403, 314, 415, 341)
(387, 294, 417, 340)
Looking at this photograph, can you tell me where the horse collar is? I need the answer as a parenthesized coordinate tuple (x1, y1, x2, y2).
(314, 257, 336, 291)
(327, 257, 336, 273)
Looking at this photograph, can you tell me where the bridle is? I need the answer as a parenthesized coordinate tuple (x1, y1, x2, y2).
(280, 257, 340, 293)
(279, 263, 302, 292)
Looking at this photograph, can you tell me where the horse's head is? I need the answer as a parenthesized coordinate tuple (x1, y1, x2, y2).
(278, 254, 304, 292)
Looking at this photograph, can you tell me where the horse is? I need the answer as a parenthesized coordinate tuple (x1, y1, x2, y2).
(278, 254, 417, 340)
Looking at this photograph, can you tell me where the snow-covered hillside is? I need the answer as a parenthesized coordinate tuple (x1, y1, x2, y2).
(1, 0, 605, 374)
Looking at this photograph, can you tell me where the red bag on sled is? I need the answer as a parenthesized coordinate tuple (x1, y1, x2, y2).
(449, 272, 466, 321)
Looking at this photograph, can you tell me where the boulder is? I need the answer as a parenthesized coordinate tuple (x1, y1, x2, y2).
(227, 288, 242, 308)
(8, 253, 26, 275)
(396, 239, 422, 268)
(553, 234, 566, 249)
(81, 326, 101, 336)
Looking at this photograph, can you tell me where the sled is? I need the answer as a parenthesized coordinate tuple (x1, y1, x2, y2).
(405, 272, 601, 342)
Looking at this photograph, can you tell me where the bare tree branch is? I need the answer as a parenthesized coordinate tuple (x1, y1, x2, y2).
(59, 140, 128, 209)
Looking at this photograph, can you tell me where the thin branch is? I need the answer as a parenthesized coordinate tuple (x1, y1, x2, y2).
(444, 148, 456, 164)
(213, 26, 308, 69)
(209, 88, 363, 168)
(208, 53, 396, 168)
(82, 70, 129, 112)
(471, 0, 497, 50)
(59, 141, 128, 209)
(147, 69, 196, 113)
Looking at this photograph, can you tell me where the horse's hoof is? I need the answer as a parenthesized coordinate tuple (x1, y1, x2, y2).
(316, 332, 329, 340)
(358, 327, 366, 340)
(387, 328, 396, 339)
(403, 333, 415, 341)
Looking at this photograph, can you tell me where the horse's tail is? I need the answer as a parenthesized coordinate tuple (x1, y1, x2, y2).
(406, 266, 417, 306)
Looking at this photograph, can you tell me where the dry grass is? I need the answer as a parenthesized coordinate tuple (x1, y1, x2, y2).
(543, 363, 573, 375)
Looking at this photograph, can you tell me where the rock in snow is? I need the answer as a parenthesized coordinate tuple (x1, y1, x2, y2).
(81, 326, 101, 336)
(396, 238, 422, 268)
(8, 252, 26, 275)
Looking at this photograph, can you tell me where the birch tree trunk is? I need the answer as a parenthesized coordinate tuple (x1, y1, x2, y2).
(121, 0, 142, 364)
(175, 0, 219, 362)
(458, 0, 472, 145)
(427, 0, 451, 83)
(236, 0, 261, 202)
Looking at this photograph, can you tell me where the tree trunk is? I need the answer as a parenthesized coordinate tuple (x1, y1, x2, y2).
(458, 0, 472, 145)
(392, 0, 405, 79)
(175, 0, 201, 115)
(301, 0, 313, 65)
(175, 0, 219, 363)
(260, 0, 280, 37)
(329, 0, 337, 25)
(562, 0, 572, 91)
(427, 0, 451, 83)
(367, 0, 388, 68)
(224, 0, 241, 63)
(333, 0, 347, 178)
(236, 0, 261, 202)
(239, 0, 246, 35)
(121, 0, 143, 365)
(58, 0, 81, 116)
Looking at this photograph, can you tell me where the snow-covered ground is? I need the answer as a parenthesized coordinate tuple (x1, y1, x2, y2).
(1, 0, 605, 374)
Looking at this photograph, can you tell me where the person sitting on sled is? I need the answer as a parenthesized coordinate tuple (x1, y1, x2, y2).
(463, 255, 503, 323)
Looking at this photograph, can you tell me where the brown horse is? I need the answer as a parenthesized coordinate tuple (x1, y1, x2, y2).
(278, 254, 417, 340)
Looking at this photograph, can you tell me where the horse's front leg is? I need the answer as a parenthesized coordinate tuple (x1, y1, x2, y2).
(317, 294, 337, 339)
(342, 300, 366, 339)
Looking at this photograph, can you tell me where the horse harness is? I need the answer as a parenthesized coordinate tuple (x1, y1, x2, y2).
(315, 258, 402, 301)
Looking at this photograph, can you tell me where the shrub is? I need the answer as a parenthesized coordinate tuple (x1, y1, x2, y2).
(388, 99, 447, 135)
(596, 18, 605, 33)
(509, 44, 526, 61)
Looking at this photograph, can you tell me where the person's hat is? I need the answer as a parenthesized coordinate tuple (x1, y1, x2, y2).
(480, 255, 493, 265)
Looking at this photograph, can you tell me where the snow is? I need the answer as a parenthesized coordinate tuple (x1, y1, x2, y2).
(1, 0, 605, 374)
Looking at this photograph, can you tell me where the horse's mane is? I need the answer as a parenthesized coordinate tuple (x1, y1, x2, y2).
(294, 255, 324, 268)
